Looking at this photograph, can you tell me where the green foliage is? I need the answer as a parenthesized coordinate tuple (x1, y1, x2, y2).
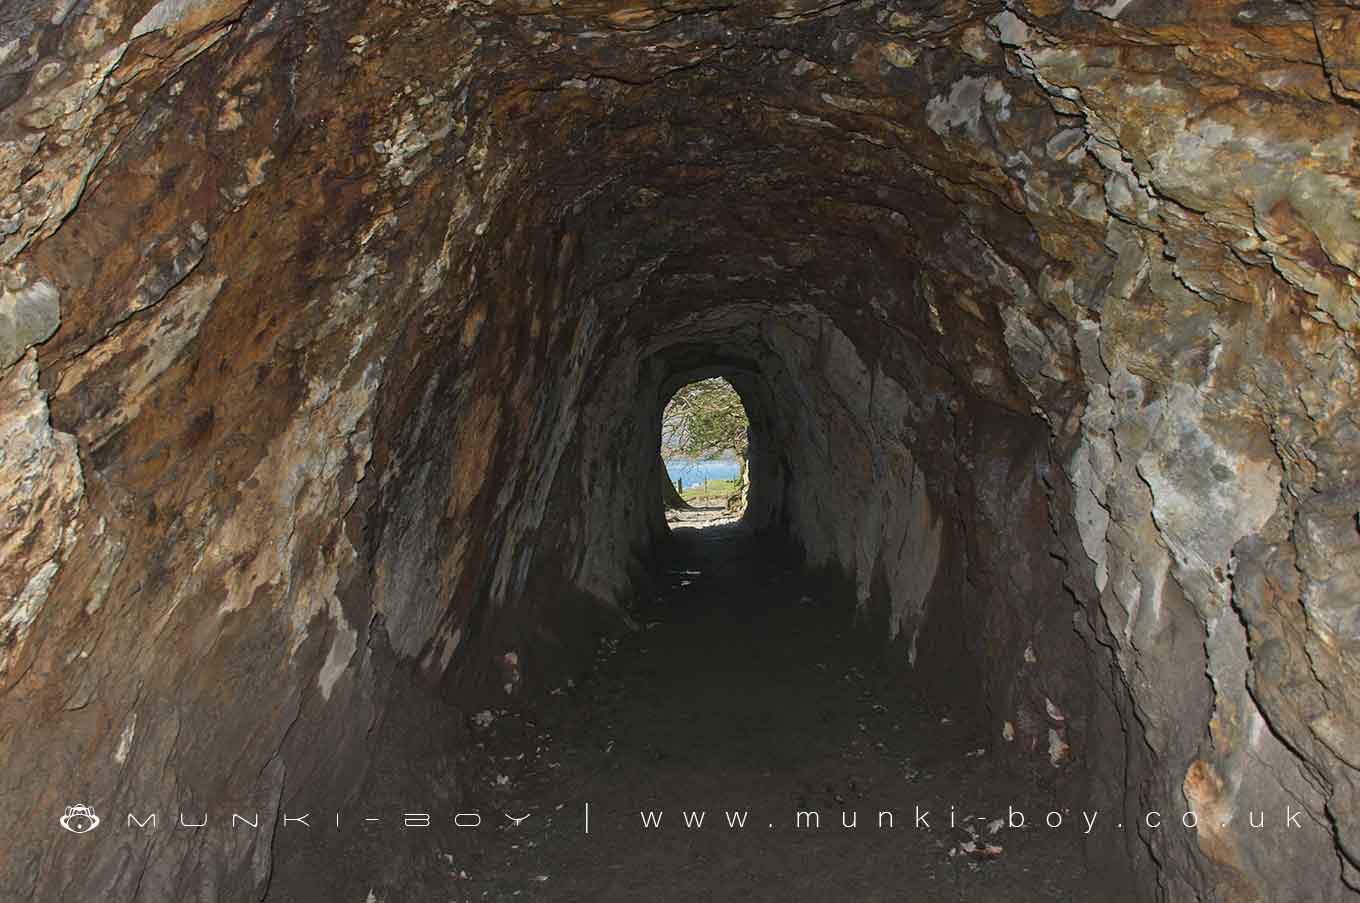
(679, 478, 739, 503)
(662, 378, 748, 461)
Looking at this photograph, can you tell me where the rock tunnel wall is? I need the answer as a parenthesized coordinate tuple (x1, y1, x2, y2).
(2, 1, 1359, 900)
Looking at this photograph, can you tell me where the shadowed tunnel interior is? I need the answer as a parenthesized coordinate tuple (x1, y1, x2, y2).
(2, 1, 1360, 901)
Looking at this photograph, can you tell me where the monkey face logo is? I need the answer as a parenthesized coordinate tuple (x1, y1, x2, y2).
(59, 805, 100, 834)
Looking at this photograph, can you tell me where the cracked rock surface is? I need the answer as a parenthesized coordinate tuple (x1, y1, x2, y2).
(1, 1, 1358, 901)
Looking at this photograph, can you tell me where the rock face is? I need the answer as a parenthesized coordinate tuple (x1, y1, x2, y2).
(1, 0, 1358, 900)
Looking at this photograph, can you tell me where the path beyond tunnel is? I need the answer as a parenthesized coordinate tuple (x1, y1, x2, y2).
(2, 2, 1359, 902)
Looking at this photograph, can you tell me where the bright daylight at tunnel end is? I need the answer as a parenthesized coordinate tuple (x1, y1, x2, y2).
(1, 0, 1359, 900)
(661, 377, 750, 528)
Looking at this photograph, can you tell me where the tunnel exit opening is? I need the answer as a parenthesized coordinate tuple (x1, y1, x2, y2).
(659, 376, 750, 530)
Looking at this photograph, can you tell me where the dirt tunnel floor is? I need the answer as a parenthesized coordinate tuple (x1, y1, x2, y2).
(270, 526, 1107, 902)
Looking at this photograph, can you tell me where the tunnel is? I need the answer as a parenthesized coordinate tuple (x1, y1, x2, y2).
(2, 0, 1359, 900)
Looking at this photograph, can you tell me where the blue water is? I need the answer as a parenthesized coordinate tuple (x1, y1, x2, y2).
(665, 458, 741, 485)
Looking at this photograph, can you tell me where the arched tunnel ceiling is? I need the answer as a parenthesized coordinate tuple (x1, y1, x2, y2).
(1, 1, 1359, 901)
